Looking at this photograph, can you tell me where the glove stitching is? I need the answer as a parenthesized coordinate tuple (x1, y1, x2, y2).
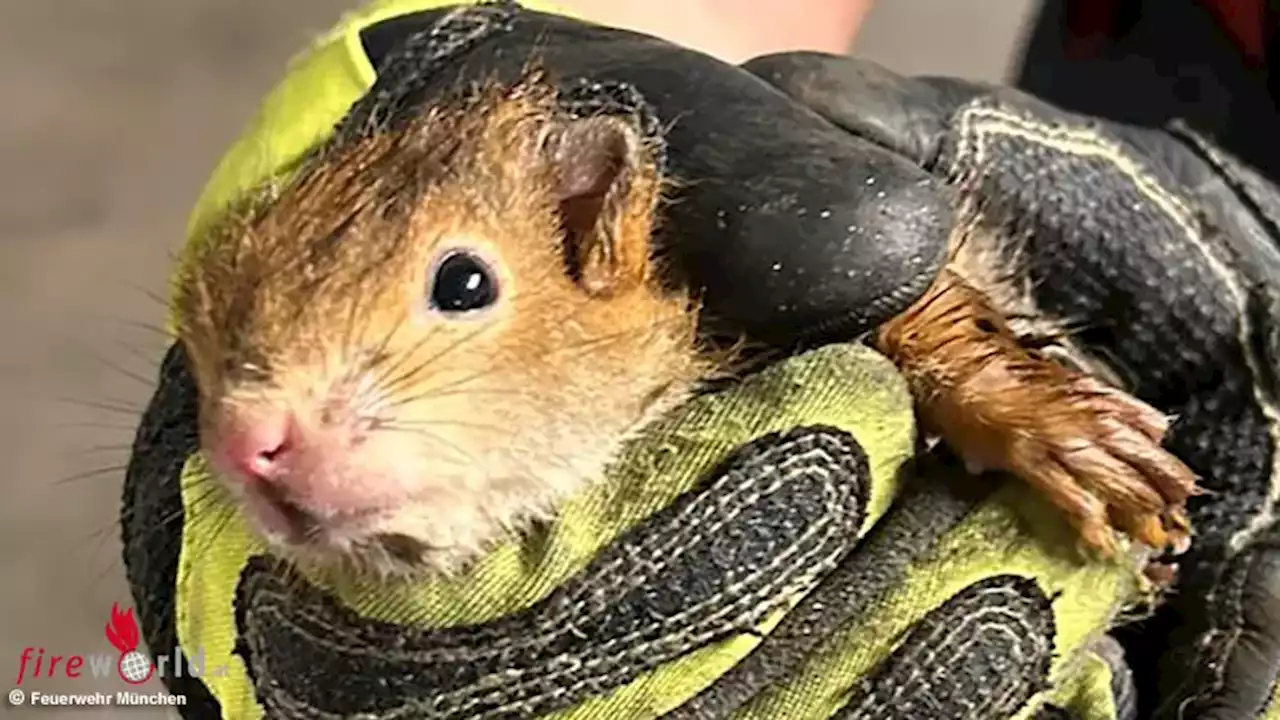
(419, 482, 846, 717)
(278, 434, 850, 660)
(1172, 544, 1258, 717)
(336, 1, 518, 142)
(264, 481, 838, 719)
(944, 103, 1280, 710)
(669, 473, 995, 720)
(947, 103, 1202, 243)
(837, 575, 1054, 720)
(842, 582, 1050, 717)
(244, 472, 845, 717)
(236, 427, 871, 718)
(1166, 121, 1280, 242)
(946, 101, 1280, 557)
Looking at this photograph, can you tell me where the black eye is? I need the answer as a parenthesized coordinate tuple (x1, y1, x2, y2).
(428, 251, 498, 313)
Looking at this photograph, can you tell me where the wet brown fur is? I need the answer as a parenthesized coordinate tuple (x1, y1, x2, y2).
(874, 253, 1199, 558)
(174, 72, 711, 577)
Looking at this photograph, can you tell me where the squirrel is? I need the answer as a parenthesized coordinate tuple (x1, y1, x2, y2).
(172, 72, 1198, 579)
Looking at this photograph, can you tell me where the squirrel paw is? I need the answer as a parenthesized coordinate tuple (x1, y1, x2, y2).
(954, 372, 1197, 559)
(875, 268, 1200, 559)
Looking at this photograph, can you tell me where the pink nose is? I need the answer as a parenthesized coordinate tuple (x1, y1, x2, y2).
(215, 412, 297, 484)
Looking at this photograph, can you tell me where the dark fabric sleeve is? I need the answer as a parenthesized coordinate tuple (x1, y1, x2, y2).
(1014, 0, 1280, 184)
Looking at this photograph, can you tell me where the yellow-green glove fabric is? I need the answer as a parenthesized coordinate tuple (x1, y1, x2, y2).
(125, 338, 1150, 719)
(170, 342, 914, 719)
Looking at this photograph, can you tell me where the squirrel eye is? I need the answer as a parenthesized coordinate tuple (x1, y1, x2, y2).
(428, 251, 498, 314)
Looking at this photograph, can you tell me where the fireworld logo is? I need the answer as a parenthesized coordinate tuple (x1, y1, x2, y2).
(14, 603, 228, 686)
(105, 603, 152, 683)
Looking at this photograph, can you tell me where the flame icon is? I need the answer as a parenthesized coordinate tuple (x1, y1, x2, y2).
(105, 603, 153, 685)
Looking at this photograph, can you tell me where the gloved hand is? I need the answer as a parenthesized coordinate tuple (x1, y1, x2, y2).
(736, 52, 1280, 719)
(119, 2, 1261, 719)
(128, 336, 1151, 720)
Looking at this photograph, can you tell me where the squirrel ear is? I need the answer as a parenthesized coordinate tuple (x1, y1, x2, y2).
(542, 115, 660, 296)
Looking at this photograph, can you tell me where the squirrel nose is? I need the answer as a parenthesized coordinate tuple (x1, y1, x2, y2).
(216, 412, 297, 484)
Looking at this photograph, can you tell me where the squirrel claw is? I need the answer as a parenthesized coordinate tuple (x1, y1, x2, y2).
(954, 368, 1199, 559)
(875, 268, 1200, 560)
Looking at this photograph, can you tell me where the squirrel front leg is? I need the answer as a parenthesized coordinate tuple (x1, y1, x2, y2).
(872, 266, 1198, 557)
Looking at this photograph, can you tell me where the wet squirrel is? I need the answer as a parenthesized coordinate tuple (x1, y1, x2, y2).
(173, 73, 1197, 578)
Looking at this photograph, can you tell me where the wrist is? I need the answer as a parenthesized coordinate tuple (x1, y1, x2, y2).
(553, 0, 874, 63)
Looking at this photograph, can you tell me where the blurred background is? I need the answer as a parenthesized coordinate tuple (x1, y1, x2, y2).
(0, 1, 1034, 716)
